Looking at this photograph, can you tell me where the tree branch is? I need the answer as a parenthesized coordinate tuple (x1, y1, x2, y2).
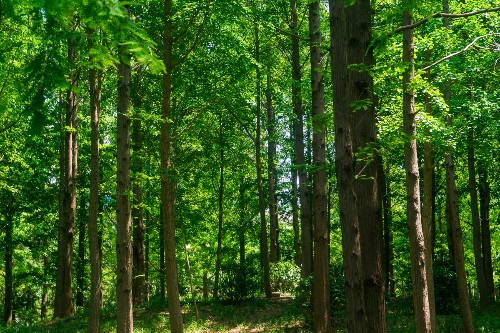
(421, 33, 500, 71)
(390, 7, 500, 35)
(172, 4, 203, 43)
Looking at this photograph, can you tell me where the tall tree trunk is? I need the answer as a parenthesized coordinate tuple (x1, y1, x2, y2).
(41, 253, 49, 320)
(291, 155, 301, 267)
(255, 23, 272, 299)
(382, 164, 394, 297)
(402, 4, 432, 332)
(132, 113, 146, 306)
(290, 0, 312, 278)
(144, 207, 150, 302)
(159, 210, 166, 303)
(467, 130, 488, 309)
(478, 163, 495, 302)
(267, 48, 279, 263)
(162, 0, 183, 330)
(422, 55, 437, 332)
(213, 134, 224, 299)
(87, 34, 102, 331)
(76, 196, 86, 307)
(3, 201, 13, 326)
(116, 40, 133, 333)
(55, 36, 78, 319)
(331, 2, 366, 330)
(309, 2, 331, 332)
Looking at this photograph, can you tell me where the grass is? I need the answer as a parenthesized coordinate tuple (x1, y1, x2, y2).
(1, 297, 500, 332)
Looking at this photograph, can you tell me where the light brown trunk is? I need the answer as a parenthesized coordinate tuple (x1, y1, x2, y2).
(309, 2, 331, 332)
(402, 5, 432, 332)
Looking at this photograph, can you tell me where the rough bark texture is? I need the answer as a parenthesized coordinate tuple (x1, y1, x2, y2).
(54, 37, 78, 319)
(4, 201, 13, 326)
(162, 1, 183, 330)
(309, 2, 331, 332)
(267, 51, 279, 263)
(478, 163, 495, 302)
(402, 6, 432, 332)
(255, 24, 272, 299)
(467, 130, 488, 309)
(87, 40, 102, 332)
(116, 44, 133, 333)
(290, 0, 312, 278)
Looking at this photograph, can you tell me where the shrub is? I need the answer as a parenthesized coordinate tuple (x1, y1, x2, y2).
(270, 261, 301, 294)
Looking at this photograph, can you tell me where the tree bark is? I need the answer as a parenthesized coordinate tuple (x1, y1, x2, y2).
(267, 48, 279, 263)
(54, 36, 78, 319)
(290, 0, 312, 278)
(382, 164, 394, 297)
(76, 196, 86, 307)
(162, 0, 183, 330)
(116, 41, 133, 333)
(87, 35, 102, 331)
(309, 2, 331, 332)
(402, 4, 432, 332)
(467, 130, 488, 309)
(291, 155, 301, 267)
(255, 23, 272, 299)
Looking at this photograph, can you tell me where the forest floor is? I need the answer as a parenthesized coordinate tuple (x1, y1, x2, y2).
(1, 297, 500, 332)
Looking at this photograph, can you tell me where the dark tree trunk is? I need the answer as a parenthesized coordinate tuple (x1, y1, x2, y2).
(291, 158, 301, 267)
(309, 1, 331, 332)
(290, 0, 312, 278)
(267, 49, 279, 263)
(55, 36, 78, 319)
(87, 36, 102, 331)
(76, 196, 86, 307)
(467, 130, 489, 309)
(382, 164, 394, 297)
(3, 202, 13, 326)
(402, 5, 432, 332)
(159, 211, 166, 303)
(478, 163, 495, 302)
(41, 254, 49, 320)
(162, 1, 183, 330)
(213, 136, 224, 299)
(255, 23, 272, 299)
(116, 41, 133, 332)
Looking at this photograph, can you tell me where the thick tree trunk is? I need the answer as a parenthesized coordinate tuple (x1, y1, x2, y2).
(422, 59, 437, 332)
(267, 49, 279, 263)
(255, 23, 272, 299)
(467, 130, 488, 308)
(309, 2, 331, 332)
(445, 127, 474, 333)
(162, 1, 183, 330)
(55, 37, 78, 319)
(402, 6, 432, 332)
(3, 202, 13, 326)
(213, 141, 224, 299)
(87, 38, 102, 332)
(116, 43, 133, 333)
(290, 0, 312, 278)
(132, 115, 146, 306)
(478, 163, 495, 302)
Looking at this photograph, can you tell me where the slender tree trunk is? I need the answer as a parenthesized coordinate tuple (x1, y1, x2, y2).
(478, 163, 495, 302)
(291, 156, 301, 267)
(255, 23, 272, 299)
(309, 2, 331, 332)
(422, 55, 437, 332)
(467, 130, 488, 308)
(444, 123, 474, 333)
(76, 196, 86, 307)
(162, 1, 183, 330)
(290, 0, 312, 278)
(402, 4, 432, 332)
(144, 210, 150, 302)
(87, 37, 102, 331)
(132, 113, 146, 306)
(116, 41, 133, 333)
(55, 36, 78, 319)
(213, 137, 224, 299)
(382, 164, 394, 297)
(267, 49, 279, 263)
(159, 211, 166, 303)
(3, 202, 13, 326)
(41, 254, 49, 319)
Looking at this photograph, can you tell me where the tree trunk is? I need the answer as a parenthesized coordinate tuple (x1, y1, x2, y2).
(402, 5, 432, 332)
(467, 130, 488, 309)
(87, 38, 102, 331)
(382, 164, 394, 297)
(159, 210, 166, 303)
(132, 113, 146, 306)
(116, 41, 133, 333)
(255, 23, 272, 299)
(309, 2, 331, 332)
(290, 0, 312, 278)
(267, 48, 279, 264)
(144, 212, 150, 302)
(162, 1, 183, 330)
(76, 196, 86, 307)
(291, 156, 301, 267)
(54, 36, 78, 319)
(3, 201, 13, 326)
(41, 254, 49, 320)
(213, 136, 224, 299)
(478, 163, 495, 302)
(422, 56, 437, 332)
